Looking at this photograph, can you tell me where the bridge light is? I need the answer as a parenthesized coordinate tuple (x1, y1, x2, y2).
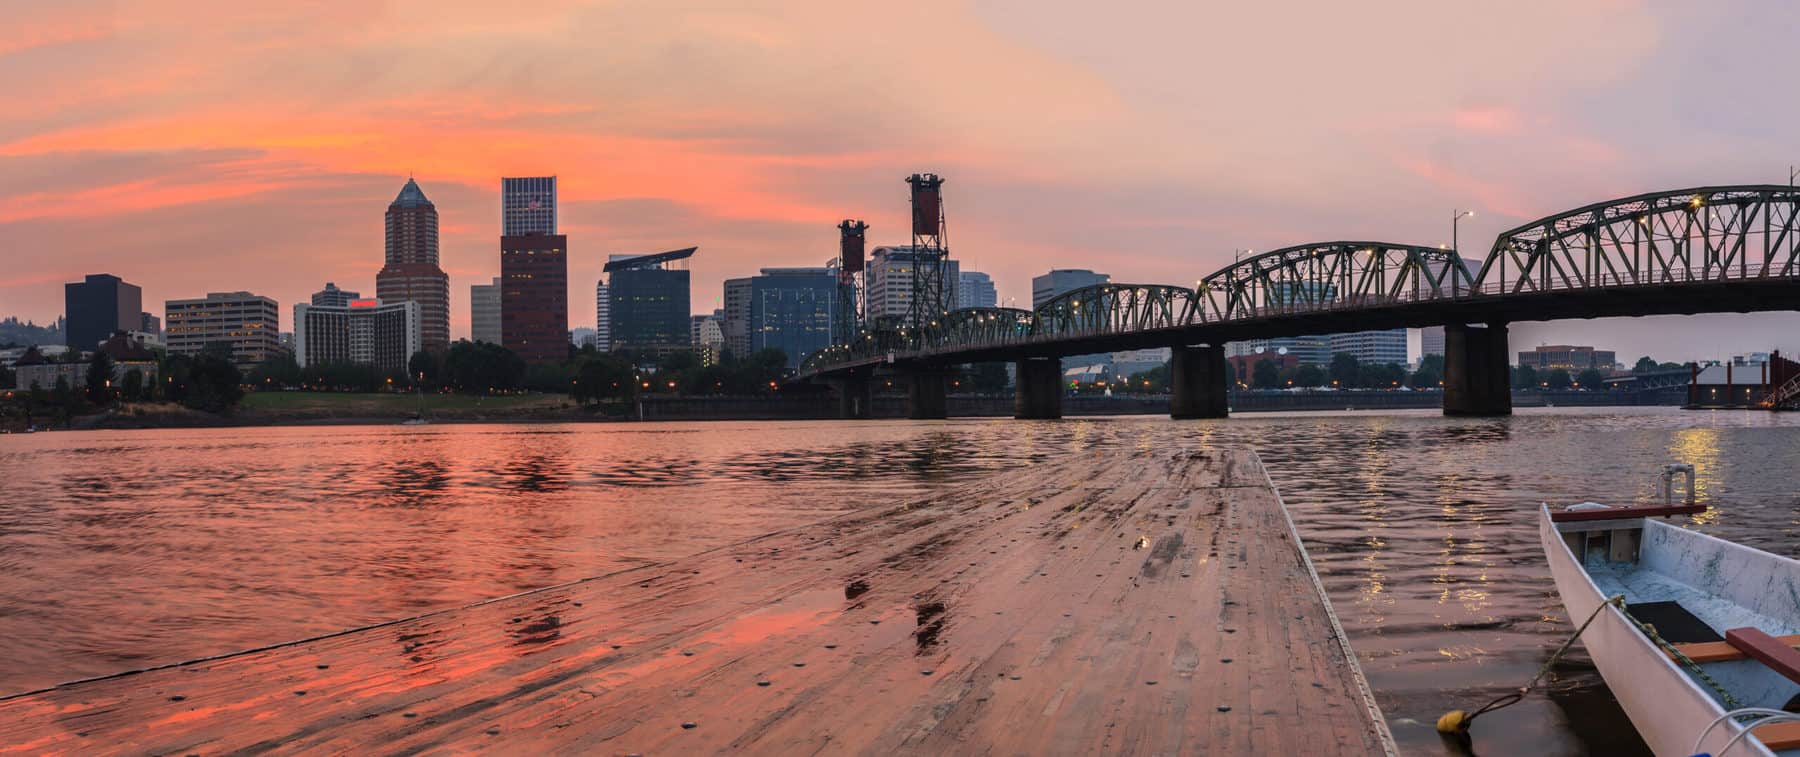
(1690, 196, 1704, 208)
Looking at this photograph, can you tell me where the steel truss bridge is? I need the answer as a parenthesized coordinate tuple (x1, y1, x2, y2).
(802, 185, 1800, 389)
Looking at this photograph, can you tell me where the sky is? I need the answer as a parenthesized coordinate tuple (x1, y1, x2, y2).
(3, 0, 1799, 364)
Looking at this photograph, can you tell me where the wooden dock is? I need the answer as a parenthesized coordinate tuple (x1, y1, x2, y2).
(0, 449, 1394, 755)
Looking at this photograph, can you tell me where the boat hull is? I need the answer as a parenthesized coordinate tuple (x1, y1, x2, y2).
(1539, 507, 1772, 756)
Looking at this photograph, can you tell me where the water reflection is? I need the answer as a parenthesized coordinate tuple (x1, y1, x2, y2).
(0, 408, 1797, 755)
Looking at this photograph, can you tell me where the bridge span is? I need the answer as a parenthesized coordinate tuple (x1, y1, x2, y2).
(801, 185, 1800, 419)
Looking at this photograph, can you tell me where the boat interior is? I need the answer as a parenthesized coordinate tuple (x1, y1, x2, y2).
(1558, 497, 1800, 753)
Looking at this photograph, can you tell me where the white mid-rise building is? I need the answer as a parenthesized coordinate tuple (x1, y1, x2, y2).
(293, 299, 420, 374)
(1329, 329, 1409, 366)
(865, 245, 959, 322)
(957, 271, 997, 309)
(595, 280, 611, 352)
(471, 277, 501, 344)
(165, 291, 281, 367)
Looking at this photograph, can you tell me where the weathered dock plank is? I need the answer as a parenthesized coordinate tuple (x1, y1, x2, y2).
(0, 448, 1394, 755)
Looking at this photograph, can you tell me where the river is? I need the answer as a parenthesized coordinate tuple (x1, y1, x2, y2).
(1, 407, 1796, 754)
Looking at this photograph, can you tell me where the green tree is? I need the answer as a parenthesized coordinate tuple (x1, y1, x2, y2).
(1409, 363, 1441, 389)
(1513, 364, 1539, 390)
(1295, 364, 1326, 388)
(1658, 361, 1684, 371)
(1632, 356, 1658, 374)
(1544, 368, 1573, 390)
(53, 376, 78, 426)
(1251, 359, 1281, 389)
(1576, 368, 1606, 389)
(249, 354, 301, 389)
(1329, 353, 1361, 387)
(120, 368, 144, 402)
(970, 362, 1010, 393)
(571, 353, 636, 404)
(0, 365, 13, 389)
(184, 353, 245, 412)
(444, 341, 527, 394)
(85, 353, 115, 405)
(408, 350, 443, 388)
(1128, 364, 1168, 393)
(523, 362, 574, 393)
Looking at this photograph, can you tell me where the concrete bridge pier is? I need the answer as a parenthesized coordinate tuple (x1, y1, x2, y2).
(1170, 344, 1230, 419)
(1444, 322, 1513, 416)
(828, 374, 873, 419)
(1014, 357, 1062, 419)
(905, 369, 949, 420)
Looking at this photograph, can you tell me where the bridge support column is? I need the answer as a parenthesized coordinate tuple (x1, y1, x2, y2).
(828, 374, 873, 419)
(1444, 322, 1512, 416)
(1014, 357, 1062, 419)
(905, 369, 948, 420)
(1170, 344, 1229, 419)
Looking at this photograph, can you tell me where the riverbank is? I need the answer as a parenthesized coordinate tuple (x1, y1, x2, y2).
(6, 387, 1687, 432)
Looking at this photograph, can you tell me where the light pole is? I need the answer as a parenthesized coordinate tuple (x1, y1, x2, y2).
(1452, 209, 1474, 253)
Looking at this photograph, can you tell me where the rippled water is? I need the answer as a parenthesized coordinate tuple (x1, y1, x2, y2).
(2, 408, 1797, 754)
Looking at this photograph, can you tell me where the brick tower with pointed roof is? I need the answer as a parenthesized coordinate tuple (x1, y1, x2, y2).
(375, 178, 450, 352)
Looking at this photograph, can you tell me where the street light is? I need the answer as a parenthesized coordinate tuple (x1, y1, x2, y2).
(1452, 209, 1474, 253)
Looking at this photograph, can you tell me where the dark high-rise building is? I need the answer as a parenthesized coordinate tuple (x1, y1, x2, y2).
(605, 248, 695, 356)
(64, 274, 142, 351)
(375, 178, 450, 352)
(748, 267, 835, 368)
(311, 282, 361, 308)
(500, 234, 569, 364)
(502, 176, 557, 236)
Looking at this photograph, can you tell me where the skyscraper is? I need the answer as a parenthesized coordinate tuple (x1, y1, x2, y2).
(500, 234, 569, 364)
(1330, 330, 1409, 366)
(1420, 326, 1446, 358)
(595, 280, 612, 352)
(375, 178, 451, 351)
(722, 277, 753, 358)
(471, 277, 501, 344)
(64, 274, 142, 351)
(957, 271, 997, 309)
(502, 176, 557, 236)
(606, 248, 695, 356)
(748, 267, 835, 368)
(311, 282, 360, 308)
(865, 246, 959, 322)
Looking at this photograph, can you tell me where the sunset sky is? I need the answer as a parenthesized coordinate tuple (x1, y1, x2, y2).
(5, 1, 1799, 362)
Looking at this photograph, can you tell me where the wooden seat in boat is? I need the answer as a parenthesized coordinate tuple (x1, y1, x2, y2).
(1725, 627, 1800, 686)
(1665, 634, 1800, 664)
(1752, 721, 1800, 751)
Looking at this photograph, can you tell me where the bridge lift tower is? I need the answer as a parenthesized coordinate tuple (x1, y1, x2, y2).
(906, 173, 951, 332)
(833, 219, 867, 347)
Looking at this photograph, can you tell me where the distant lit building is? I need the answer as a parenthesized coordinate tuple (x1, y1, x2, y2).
(1330, 330, 1408, 366)
(690, 314, 724, 366)
(139, 312, 161, 340)
(64, 274, 142, 351)
(470, 277, 501, 344)
(1228, 337, 1331, 366)
(722, 277, 753, 358)
(595, 280, 611, 352)
(376, 179, 451, 352)
(1031, 269, 1107, 309)
(311, 282, 361, 308)
(606, 248, 695, 356)
(164, 291, 281, 367)
(1032, 267, 1110, 370)
(1420, 326, 1446, 358)
(958, 271, 997, 309)
(570, 327, 597, 348)
(501, 234, 569, 364)
(748, 267, 835, 368)
(293, 299, 420, 373)
(1111, 348, 1170, 378)
(1519, 345, 1616, 371)
(502, 176, 557, 236)
(866, 246, 959, 322)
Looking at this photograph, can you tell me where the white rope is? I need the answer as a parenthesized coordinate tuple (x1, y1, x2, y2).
(1693, 708, 1796, 755)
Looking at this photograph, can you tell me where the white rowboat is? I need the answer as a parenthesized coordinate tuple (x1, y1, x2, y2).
(1542, 465, 1800, 756)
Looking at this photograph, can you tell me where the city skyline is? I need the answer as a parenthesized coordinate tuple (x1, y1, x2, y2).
(7, 3, 1800, 363)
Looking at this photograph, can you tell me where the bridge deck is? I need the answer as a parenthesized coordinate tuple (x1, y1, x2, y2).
(0, 449, 1393, 755)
